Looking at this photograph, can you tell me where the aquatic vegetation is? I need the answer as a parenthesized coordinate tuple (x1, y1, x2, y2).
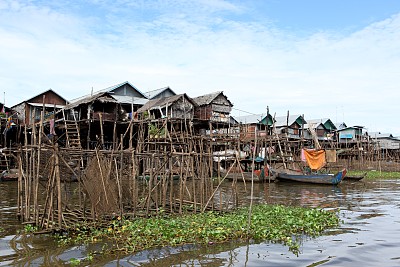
(68, 258, 81, 266)
(347, 170, 400, 179)
(57, 205, 340, 256)
(23, 224, 38, 233)
(67, 253, 93, 266)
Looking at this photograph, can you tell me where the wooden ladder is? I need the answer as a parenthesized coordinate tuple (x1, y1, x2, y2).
(63, 109, 82, 149)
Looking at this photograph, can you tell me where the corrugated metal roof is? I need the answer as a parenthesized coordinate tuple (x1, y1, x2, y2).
(234, 114, 265, 124)
(303, 123, 325, 130)
(336, 126, 365, 132)
(369, 132, 393, 138)
(334, 122, 347, 130)
(27, 103, 66, 109)
(11, 89, 68, 108)
(306, 118, 337, 130)
(144, 87, 176, 99)
(274, 115, 304, 127)
(69, 81, 148, 103)
(111, 95, 148, 105)
(100, 81, 148, 98)
(306, 118, 328, 124)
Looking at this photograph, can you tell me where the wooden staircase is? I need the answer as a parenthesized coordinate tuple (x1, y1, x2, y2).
(0, 153, 9, 171)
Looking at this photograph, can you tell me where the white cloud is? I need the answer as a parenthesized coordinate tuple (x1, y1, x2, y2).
(1, 1, 400, 135)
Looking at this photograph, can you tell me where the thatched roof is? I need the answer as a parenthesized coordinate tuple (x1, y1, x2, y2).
(136, 94, 197, 113)
(64, 91, 116, 110)
(192, 91, 232, 107)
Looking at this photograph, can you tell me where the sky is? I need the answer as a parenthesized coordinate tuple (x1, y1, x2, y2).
(1, 0, 400, 135)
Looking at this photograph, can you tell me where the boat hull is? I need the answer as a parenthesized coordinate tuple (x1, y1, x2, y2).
(273, 168, 346, 185)
(344, 172, 366, 181)
(220, 167, 275, 183)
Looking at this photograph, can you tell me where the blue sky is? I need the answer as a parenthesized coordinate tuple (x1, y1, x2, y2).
(1, 0, 400, 135)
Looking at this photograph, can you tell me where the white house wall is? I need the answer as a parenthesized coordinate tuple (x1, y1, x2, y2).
(375, 138, 400, 149)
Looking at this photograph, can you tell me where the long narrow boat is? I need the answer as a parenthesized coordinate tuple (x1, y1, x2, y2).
(344, 172, 367, 181)
(272, 168, 347, 185)
(221, 168, 275, 183)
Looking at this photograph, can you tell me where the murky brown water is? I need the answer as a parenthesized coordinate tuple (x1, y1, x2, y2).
(1, 178, 400, 266)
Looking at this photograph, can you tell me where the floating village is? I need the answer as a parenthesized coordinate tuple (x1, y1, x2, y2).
(0, 81, 399, 231)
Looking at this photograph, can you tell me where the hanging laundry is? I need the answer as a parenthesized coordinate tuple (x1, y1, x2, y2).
(301, 149, 306, 162)
(50, 119, 56, 135)
(303, 149, 326, 170)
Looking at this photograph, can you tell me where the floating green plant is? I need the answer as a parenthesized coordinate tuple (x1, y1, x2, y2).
(57, 204, 340, 256)
(347, 170, 400, 179)
(23, 224, 38, 233)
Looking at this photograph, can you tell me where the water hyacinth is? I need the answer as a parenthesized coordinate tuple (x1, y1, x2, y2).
(57, 204, 340, 256)
(346, 170, 400, 179)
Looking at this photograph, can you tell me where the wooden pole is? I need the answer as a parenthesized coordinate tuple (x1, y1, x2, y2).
(34, 96, 45, 224)
(113, 121, 117, 150)
(17, 149, 23, 220)
(118, 134, 123, 215)
(99, 113, 104, 148)
(247, 128, 257, 234)
(131, 149, 137, 216)
(55, 144, 62, 228)
(95, 149, 109, 205)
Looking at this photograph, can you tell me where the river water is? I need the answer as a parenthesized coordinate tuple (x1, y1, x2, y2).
(1, 178, 400, 266)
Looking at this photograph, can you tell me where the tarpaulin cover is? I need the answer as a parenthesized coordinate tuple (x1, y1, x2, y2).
(325, 149, 337, 163)
(303, 149, 326, 170)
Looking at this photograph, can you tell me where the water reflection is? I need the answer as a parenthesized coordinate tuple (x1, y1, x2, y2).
(1, 178, 400, 266)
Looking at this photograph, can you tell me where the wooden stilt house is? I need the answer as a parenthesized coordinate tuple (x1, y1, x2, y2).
(58, 81, 148, 150)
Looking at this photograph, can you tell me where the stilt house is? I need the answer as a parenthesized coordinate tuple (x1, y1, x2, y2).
(136, 94, 197, 120)
(303, 118, 337, 140)
(193, 91, 233, 123)
(59, 81, 148, 150)
(273, 114, 306, 139)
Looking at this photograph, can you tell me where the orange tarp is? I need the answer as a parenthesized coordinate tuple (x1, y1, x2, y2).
(303, 149, 326, 170)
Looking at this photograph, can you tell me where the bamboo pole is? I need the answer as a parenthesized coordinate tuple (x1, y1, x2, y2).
(95, 149, 109, 205)
(41, 153, 56, 228)
(113, 121, 117, 150)
(247, 128, 257, 235)
(17, 149, 23, 220)
(99, 113, 104, 148)
(35, 98, 45, 225)
(55, 144, 62, 228)
(131, 148, 137, 217)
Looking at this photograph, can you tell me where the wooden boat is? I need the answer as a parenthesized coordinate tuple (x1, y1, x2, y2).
(271, 168, 346, 185)
(344, 172, 367, 181)
(1, 169, 19, 182)
(220, 167, 275, 183)
(138, 174, 181, 181)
